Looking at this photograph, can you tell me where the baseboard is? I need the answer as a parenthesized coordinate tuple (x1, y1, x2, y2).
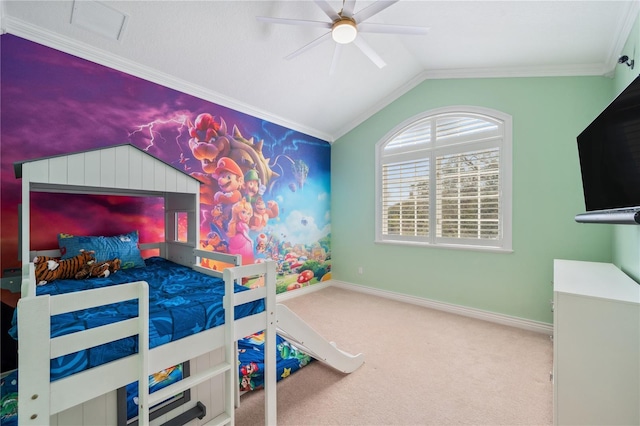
(331, 280, 553, 335)
(276, 281, 332, 302)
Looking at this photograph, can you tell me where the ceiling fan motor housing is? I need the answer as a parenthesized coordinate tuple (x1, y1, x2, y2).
(332, 18, 357, 44)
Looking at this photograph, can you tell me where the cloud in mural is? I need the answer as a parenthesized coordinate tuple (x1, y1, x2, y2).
(270, 210, 329, 245)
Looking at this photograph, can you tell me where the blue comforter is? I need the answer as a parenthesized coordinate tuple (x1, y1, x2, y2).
(238, 331, 312, 392)
(8, 257, 264, 381)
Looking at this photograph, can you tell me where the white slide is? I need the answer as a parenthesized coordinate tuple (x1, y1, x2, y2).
(275, 304, 365, 374)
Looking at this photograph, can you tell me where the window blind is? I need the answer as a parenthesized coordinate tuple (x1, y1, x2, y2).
(381, 158, 429, 237)
(436, 148, 500, 239)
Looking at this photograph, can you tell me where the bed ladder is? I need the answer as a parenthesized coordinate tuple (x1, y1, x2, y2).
(150, 291, 236, 425)
(226, 261, 278, 426)
(188, 259, 276, 426)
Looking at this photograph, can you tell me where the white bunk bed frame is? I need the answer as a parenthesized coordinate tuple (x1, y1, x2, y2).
(14, 144, 277, 425)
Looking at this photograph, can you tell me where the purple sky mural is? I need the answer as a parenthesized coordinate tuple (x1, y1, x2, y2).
(1, 35, 331, 292)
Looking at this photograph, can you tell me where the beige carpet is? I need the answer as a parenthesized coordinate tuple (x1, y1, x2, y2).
(235, 286, 553, 426)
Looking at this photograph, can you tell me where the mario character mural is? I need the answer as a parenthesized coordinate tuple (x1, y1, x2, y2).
(213, 157, 244, 215)
(184, 112, 330, 293)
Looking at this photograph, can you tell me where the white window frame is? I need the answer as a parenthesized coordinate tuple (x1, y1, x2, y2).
(375, 106, 512, 252)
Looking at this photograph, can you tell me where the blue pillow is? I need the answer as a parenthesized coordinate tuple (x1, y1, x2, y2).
(58, 231, 145, 269)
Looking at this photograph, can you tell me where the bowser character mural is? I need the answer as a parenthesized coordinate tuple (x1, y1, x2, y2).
(185, 112, 330, 293)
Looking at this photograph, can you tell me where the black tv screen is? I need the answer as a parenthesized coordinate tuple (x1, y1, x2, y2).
(576, 74, 640, 223)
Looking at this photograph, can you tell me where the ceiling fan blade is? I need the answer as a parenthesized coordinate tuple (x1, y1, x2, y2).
(352, 36, 386, 68)
(329, 43, 344, 75)
(352, 0, 398, 23)
(313, 0, 340, 21)
(341, 0, 357, 18)
(256, 16, 331, 29)
(358, 22, 429, 35)
(284, 32, 332, 60)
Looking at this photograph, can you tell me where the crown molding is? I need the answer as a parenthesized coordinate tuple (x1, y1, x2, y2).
(2, 15, 333, 143)
(0, 0, 6, 35)
(605, 0, 640, 68)
(333, 2, 640, 141)
(332, 61, 613, 140)
(5, 2, 637, 145)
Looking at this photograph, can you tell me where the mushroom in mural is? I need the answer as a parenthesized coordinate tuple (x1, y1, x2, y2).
(296, 270, 314, 285)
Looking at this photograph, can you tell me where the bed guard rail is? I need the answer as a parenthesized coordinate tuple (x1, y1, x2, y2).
(17, 281, 151, 424)
(193, 248, 242, 279)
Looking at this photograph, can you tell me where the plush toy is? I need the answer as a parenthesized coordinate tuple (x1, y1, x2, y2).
(34, 250, 95, 285)
(74, 258, 121, 280)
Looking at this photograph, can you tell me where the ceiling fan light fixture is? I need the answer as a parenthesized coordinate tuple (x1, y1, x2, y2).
(332, 19, 357, 44)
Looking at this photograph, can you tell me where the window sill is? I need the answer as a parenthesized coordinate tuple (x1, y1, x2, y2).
(374, 239, 514, 254)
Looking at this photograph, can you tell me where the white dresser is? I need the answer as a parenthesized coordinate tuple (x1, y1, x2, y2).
(553, 259, 640, 426)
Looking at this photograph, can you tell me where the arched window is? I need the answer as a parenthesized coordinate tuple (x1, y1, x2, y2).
(375, 106, 512, 251)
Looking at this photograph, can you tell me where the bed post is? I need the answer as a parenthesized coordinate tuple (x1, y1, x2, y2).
(20, 165, 31, 270)
(223, 267, 237, 426)
(264, 260, 277, 426)
(17, 295, 51, 424)
(137, 282, 150, 425)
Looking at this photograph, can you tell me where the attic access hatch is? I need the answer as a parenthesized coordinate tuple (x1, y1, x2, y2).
(71, 0, 128, 41)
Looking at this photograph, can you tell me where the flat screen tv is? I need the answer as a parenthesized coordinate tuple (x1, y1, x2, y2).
(575, 74, 640, 224)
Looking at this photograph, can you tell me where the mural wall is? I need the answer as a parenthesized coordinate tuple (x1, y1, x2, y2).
(0, 34, 331, 293)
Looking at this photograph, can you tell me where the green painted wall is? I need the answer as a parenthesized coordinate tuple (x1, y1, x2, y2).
(332, 76, 614, 324)
(612, 13, 640, 282)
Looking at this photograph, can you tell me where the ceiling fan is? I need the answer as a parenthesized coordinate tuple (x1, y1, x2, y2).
(257, 0, 429, 74)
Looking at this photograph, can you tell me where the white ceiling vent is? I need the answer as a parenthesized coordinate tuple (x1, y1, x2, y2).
(71, 0, 128, 41)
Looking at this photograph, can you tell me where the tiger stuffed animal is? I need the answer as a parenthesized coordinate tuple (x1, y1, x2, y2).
(75, 258, 121, 280)
(34, 249, 95, 285)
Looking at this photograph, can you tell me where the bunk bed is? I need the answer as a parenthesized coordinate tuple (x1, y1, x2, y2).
(12, 144, 278, 425)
